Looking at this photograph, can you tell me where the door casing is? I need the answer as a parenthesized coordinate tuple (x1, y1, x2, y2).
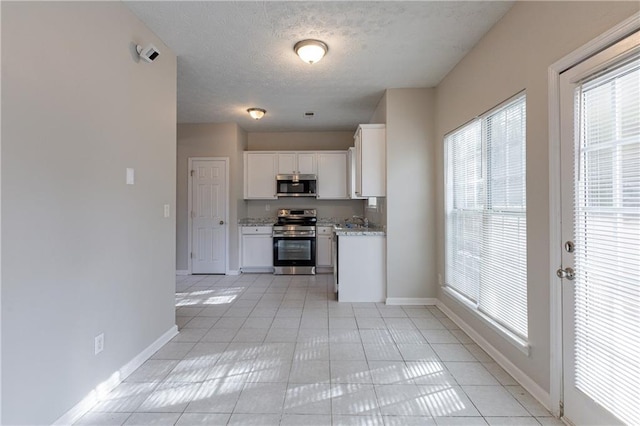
(547, 11, 640, 419)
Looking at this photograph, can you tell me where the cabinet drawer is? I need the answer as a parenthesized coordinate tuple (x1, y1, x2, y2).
(317, 226, 334, 235)
(241, 226, 272, 235)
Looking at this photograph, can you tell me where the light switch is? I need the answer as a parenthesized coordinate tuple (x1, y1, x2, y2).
(164, 204, 170, 218)
(126, 168, 135, 185)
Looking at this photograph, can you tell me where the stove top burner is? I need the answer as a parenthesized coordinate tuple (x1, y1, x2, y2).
(276, 208, 317, 226)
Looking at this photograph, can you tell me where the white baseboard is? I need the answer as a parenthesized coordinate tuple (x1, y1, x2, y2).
(435, 300, 552, 410)
(53, 325, 178, 425)
(238, 268, 272, 274)
(178, 270, 242, 276)
(385, 297, 438, 306)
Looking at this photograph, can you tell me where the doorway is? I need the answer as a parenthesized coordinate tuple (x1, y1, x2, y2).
(555, 31, 639, 425)
(188, 158, 229, 274)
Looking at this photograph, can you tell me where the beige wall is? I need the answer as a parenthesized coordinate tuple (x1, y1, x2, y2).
(177, 123, 247, 272)
(384, 89, 437, 299)
(1, 2, 177, 424)
(248, 131, 353, 151)
(370, 92, 387, 125)
(365, 92, 388, 227)
(435, 1, 639, 395)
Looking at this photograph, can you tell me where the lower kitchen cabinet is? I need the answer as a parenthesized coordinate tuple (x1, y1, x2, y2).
(240, 226, 273, 272)
(336, 234, 386, 302)
(316, 226, 334, 268)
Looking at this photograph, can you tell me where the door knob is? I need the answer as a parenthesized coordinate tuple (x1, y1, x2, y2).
(556, 267, 575, 280)
(219, 220, 225, 225)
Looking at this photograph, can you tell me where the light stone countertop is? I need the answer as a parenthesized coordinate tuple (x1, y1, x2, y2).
(238, 218, 275, 226)
(316, 221, 338, 227)
(333, 225, 386, 236)
(238, 218, 386, 235)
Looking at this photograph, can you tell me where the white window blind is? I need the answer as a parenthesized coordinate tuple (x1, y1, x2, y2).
(445, 94, 528, 339)
(573, 56, 640, 425)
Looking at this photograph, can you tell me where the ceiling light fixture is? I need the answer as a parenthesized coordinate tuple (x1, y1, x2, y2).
(247, 108, 266, 120)
(294, 39, 328, 64)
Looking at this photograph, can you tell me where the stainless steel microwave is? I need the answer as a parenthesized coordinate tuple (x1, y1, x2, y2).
(276, 174, 317, 197)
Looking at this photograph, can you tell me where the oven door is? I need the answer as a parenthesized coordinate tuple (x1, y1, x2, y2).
(273, 236, 316, 267)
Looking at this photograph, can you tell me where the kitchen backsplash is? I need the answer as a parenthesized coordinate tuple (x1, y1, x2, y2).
(246, 198, 364, 220)
(365, 196, 387, 227)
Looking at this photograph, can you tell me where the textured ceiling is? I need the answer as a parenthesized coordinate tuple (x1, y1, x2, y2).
(124, 1, 513, 132)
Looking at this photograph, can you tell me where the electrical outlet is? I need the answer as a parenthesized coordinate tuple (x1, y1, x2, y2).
(164, 204, 170, 218)
(94, 333, 104, 355)
(438, 273, 443, 286)
(265, 204, 270, 212)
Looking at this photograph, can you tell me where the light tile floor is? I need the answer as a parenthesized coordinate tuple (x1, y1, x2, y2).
(76, 274, 562, 426)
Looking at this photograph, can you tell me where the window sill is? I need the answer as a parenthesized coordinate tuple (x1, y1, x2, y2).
(442, 286, 530, 356)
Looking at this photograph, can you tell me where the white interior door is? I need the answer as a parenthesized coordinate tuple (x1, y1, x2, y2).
(191, 159, 227, 274)
(559, 32, 639, 426)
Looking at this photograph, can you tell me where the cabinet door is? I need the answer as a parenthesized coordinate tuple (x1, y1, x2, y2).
(355, 125, 386, 197)
(317, 152, 348, 199)
(347, 148, 365, 199)
(242, 235, 273, 267)
(354, 129, 363, 196)
(317, 235, 333, 267)
(277, 153, 296, 174)
(245, 153, 277, 199)
(297, 153, 317, 174)
(338, 235, 386, 302)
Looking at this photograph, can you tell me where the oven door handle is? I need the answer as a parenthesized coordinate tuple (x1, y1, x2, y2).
(273, 231, 316, 237)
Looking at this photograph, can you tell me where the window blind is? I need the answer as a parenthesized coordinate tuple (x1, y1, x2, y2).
(573, 56, 640, 425)
(445, 94, 528, 339)
(446, 120, 482, 303)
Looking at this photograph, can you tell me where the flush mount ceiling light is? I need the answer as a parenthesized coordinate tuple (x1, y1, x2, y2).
(294, 39, 328, 64)
(247, 108, 266, 120)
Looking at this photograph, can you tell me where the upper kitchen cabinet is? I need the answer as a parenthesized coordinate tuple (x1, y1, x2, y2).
(317, 151, 348, 199)
(278, 152, 317, 175)
(348, 147, 366, 199)
(244, 152, 277, 199)
(354, 124, 386, 197)
(245, 150, 349, 200)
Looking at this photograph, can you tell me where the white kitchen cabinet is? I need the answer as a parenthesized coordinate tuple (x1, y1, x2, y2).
(316, 226, 334, 267)
(317, 152, 348, 199)
(336, 234, 386, 302)
(354, 124, 386, 197)
(245, 153, 277, 199)
(277, 153, 296, 175)
(240, 226, 273, 272)
(347, 147, 366, 199)
(278, 152, 317, 175)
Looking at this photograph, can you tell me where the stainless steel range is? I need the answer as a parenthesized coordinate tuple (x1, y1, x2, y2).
(272, 208, 317, 275)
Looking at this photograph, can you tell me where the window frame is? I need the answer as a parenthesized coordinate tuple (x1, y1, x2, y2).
(444, 91, 530, 354)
